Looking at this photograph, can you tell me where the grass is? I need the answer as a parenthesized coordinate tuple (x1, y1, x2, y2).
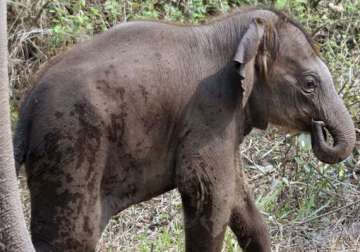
(11, 0, 360, 251)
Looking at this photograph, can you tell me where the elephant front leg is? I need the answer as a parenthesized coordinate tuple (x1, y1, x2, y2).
(229, 173, 271, 252)
(176, 146, 235, 252)
(230, 202, 270, 251)
(179, 183, 231, 252)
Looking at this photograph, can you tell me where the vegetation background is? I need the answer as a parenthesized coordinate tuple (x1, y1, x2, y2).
(7, 0, 360, 251)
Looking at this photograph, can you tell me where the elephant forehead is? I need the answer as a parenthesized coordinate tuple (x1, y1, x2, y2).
(314, 57, 333, 82)
(278, 24, 317, 59)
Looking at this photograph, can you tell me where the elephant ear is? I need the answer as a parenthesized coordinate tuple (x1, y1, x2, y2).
(233, 18, 265, 107)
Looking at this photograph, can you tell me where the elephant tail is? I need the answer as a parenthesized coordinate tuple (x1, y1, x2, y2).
(13, 99, 32, 176)
(13, 116, 28, 175)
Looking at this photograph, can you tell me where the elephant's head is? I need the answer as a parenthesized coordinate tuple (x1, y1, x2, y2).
(234, 15, 356, 164)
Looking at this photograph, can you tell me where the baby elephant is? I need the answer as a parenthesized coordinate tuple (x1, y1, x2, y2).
(14, 7, 355, 252)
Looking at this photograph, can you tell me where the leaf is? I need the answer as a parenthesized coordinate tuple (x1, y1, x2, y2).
(275, 0, 287, 9)
(282, 177, 290, 186)
(298, 133, 312, 151)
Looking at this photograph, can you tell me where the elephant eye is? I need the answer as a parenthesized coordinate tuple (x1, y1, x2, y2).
(303, 76, 318, 93)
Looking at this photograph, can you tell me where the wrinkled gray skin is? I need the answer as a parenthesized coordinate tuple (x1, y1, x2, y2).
(0, 2, 34, 251)
(14, 8, 355, 252)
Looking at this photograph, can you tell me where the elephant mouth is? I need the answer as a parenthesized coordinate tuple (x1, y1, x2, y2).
(312, 120, 328, 141)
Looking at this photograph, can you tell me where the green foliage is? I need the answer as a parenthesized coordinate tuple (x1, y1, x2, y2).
(275, 0, 287, 9)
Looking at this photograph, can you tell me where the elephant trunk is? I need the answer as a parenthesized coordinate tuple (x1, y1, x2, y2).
(311, 99, 356, 164)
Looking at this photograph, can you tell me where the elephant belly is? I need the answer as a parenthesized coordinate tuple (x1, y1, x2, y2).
(99, 103, 178, 216)
(100, 140, 176, 216)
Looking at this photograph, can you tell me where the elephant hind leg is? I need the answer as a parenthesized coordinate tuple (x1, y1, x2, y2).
(27, 136, 109, 251)
(29, 162, 108, 252)
(229, 196, 271, 252)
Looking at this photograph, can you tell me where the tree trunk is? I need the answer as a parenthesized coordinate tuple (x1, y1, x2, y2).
(0, 1, 34, 251)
